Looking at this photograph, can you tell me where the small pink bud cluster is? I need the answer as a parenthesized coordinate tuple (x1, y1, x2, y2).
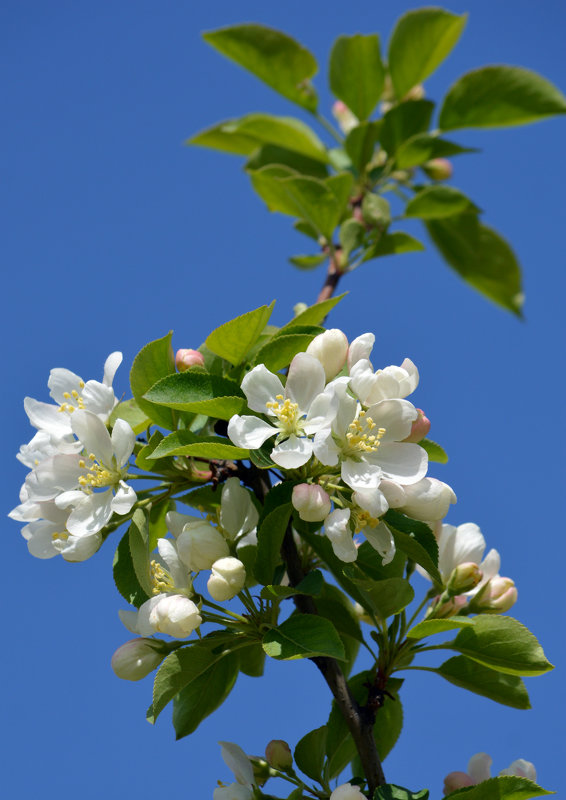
(176, 348, 205, 372)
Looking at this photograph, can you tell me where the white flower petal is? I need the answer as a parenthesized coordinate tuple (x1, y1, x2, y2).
(479, 548, 501, 582)
(271, 435, 313, 469)
(66, 489, 113, 535)
(111, 481, 137, 515)
(400, 478, 456, 521)
(111, 419, 136, 468)
(82, 380, 117, 418)
(23, 520, 59, 559)
(24, 397, 72, 438)
(341, 459, 382, 491)
(71, 410, 114, 465)
(326, 509, 357, 563)
(241, 365, 284, 414)
(25, 454, 83, 501)
(285, 353, 325, 413)
(48, 368, 84, 404)
(219, 741, 255, 787)
(228, 415, 277, 449)
(220, 478, 258, 540)
(103, 351, 123, 386)
(313, 428, 340, 466)
(364, 521, 395, 565)
(438, 523, 486, 580)
(118, 608, 142, 635)
(379, 480, 406, 508)
(157, 538, 188, 588)
(365, 398, 417, 442)
(368, 442, 428, 485)
(55, 490, 87, 509)
(59, 532, 102, 562)
(166, 510, 202, 538)
(468, 753, 492, 784)
(399, 358, 419, 394)
(348, 333, 375, 369)
(303, 388, 338, 435)
(353, 488, 389, 518)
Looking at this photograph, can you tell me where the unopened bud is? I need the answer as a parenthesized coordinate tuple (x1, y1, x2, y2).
(399, 477, 457, 522)
(250, 757, 271, 787)
(353, 602, 374, 625)
(265, 740, 293, 770)
(332, 101, 359, 134)
(176, 348, 205, 372)
(208, 557, 246, 601)
(469, 577, 517, 614)
(149, 594, 202, 638)
(293, 302, 308, 317)
(111, 638, 166, 681)
(404, 84, 425, 101)
(306, 329, 349, 381)
(422, 158, 453, 181)
(177, 521, 229, 571)
(330, 783, 367, 800)
(443, 772, 474, 794)
(292, 484, 331, 522)
(431, 594, 468, 619)
(447, 562, 483, 595)
(403, 408, 431, 443)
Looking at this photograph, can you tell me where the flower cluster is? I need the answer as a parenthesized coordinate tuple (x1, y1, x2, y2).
(443, 753, 536, 795)
(9, 352, 138, 561)
(229, 329, 455, 567)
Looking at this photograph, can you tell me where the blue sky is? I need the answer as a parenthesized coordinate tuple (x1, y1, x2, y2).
(2, 2, 565, 797)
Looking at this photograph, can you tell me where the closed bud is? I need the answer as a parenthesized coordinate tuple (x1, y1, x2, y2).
(293, 302, 308, 317)
(330, 783, 367, 800)
(447, 562, 483, 595)
(331, 101, 359, 134)
(432, 594, 468, 619)
(403, 408, 431, 443)
(306, 329, 349, 381)
(176, 348, 205, 372)
(111, 638, 166, 681)
(250, 757, 271, 787)
(422, 157, 453, 181)
(177, 521, 229, 571)
(399, 477, 457, 522)
(292, 483, 331, 522)
(149, 594, 202, 638)
(443, 772, 474, 794)
(404, 84, 425, 101)
(208, 557, 246, 601)
(265, 740, 293, 770)
(469, 577, 517, 614)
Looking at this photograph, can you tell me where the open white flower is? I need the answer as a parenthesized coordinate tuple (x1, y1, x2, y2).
(23, 351, 122, 449)
(24, 409, 136, 536)
(419, 522, 500, 593)
(325, 507, 395, 565)
(17, 500, 101, 561)
(348, 333, 419, 406)
(228, 353, 337, 469)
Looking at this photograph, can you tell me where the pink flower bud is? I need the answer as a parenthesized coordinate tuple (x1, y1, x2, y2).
(447, 562, 483, 595)
(265, 740, 293, 770)
(176, 348, 205, 372)
(306, 329, 349, 381)
(331, 101, 359, 134)
(470, 577, 518, 614)
(443, 772, 474, 794)
(111, 638, 166, 681)
(423, 158, 453, 181)
(403, 408, 431, 443)
(292, 484, 331, 522)
(432, 594, 468, 619)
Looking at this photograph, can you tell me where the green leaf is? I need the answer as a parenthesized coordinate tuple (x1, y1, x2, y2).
(419, 437, 448, 463)
(113, 529, 150, 609)
(439, 65, 566, 131)
(316, 583, 364, 644)
(329, 34, 385, 120)
(187, 119, 262, 156)
(283, 292, 347, 328)
(347, 576, 415, 620)
(127, 508, 153, 598)
(263, 614, 345, 661)
(253, 332, 318, 372)
(249, 442, 277, 470)
(205, 302, 275, 366)
(238, 643, 266, 677)
(363, 231, 425, 261)
(435, 656, 531, 709)
(294, 725, 327, 783)
(148, 498, 174, 551)
(388, 8, 467, 99)
(340, 218, 366, 258)
(405, 186, 478, 219)
(247, 145, 329, 179)
(149, 430, 248, 460)
(385, 510, 442, 586)
(177, 485, 221, 514)
(130, 332, 176, 429)
(144, 372, 246, 420)
(450, 615, 553, 677)
(345, 121, 381, 173)
(362, 194, 391, 227)
(374, 786, 429, 800)
(380, 100, 435, 156)
(254, 483, 293, 585)
(407, 618, 475, 640)
(203, 24, 318, 111)
(136, 430, 165, 470)
(289, 253, 327, 270)
(261, 569, 324, 600)
(356, 541, 406, 581)
(325, 172, 355, 211)
(109, 398, 151, 435)
(395, 133, 478, 169)
(426, 213, 523, 315)
(443, 775, 554, 800)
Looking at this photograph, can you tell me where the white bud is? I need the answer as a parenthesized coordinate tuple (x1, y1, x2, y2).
(306, 329, 349, 381)
(208, 557, 246, 601)
(293, 302, 308, 317)
(149, 594, 202, 638)
(111, 638, 166, 681)
(330, 783, 367, 800)
(177, 521, 229, 571)
(399, 478, 457, 522)
(292, 483, 331, 522)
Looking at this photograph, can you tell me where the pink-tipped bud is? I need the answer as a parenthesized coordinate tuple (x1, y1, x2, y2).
(403, 409, 431, 443)
(422, 158, 453, 181)
(443, 772, 475, 794)
(265, 740, 293, 770)
(431, 594, 468, 619)
(447, 562, 483, 595)
(176, 348, 205, 372)
(306, 329, 349, 381)
(111, 638, 166, 681)
(292, 484, 331, 522)
(470, 577, 518, 614)
(331, 101, 359, 134)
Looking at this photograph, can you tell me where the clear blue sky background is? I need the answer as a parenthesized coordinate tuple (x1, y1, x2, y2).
(2, 2, 564, 797)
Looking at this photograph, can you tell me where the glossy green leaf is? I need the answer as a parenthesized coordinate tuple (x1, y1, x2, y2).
(348, 576, 415, 619)
(443, 775, 554, 800)
(450, 615, 553, 677)
(127, 508, 153, 598)
(249, 442, 277, 470)
(289, 253, 327, 270)
(247, 145, 329, 178)
(144, 372, 246, 420)
(407, 618, 475, 640)
(238, 643, 266, 677)
(405, 186, 478, 219)
(329, 34, 385, 119)
(363, 231, 425, 261)
(316, 583, 364, 644)
(254, 482, 293, 585)
(148, 430, 248, 460)
(205, 302, 275, 366)
(252, 332, 318, 372)
(187, 120, 261, 156)
(135, 430, 165, 470)
(325, 172, 354, 211)
(426, 213, 523, 315)
(109, 398, 150, 435)
(435, 656, 531, 709)
(380, 100, 435, 156)
(439, 65, 566, 131)
(130, 332, 176, 429)
(294, 725, 327, 783)
(261, 570, 324, 600)
(418, 437, 448, 463)
(203, 23, 318, 110)
(344, 121, 381, 173)
(395, 133, 477, 169)
(263, 614, 346, 661)
(283, 292, 347, 328)
(356, 541, 406, 581)
(388, 8, 467, 99)
(385, 510, 442, 586)
(113, 529, 150, 609)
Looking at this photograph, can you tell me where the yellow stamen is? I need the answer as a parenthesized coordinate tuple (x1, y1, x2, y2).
(265, 394, 300, 430)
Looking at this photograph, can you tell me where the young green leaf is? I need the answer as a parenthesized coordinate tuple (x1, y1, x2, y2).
(148, 430, 248, 461)
(247, 145, 329, 179)
(443, 775, 554, 800)
(262, 614, 346, 661)
(388, 8, 467, 99)
(254, 483, 293, 585)
(418, 437, 448, 463)
(363, 231, 425, 262)
(395, 133, 478, 169)
(439, 66, 566, 131)
(252, 332, 318, 372)
(346, 575, 415, 620)
(329, 34, 385, 120)
(373, 786, 429, 800)
(127, 508, 153, 598)
(144, 372, 246, 420)
(435, 655, 531, 709)
(405, 186, 479, 219)
(384, 510, 442, 586)
(109, 398, 151, 435)
(345, 121, 381, 173)
(294, 725, 327, 783)
(289, 253, 327, 270)
(283, 292, 347, 328)
(380, 100, 435, 156)
(407, 618, 475, 640)
(205, 302, 275, 365)
(130, 332, 176, 429)
(202, 24, 318, 111)
(113, 529, 150, 609)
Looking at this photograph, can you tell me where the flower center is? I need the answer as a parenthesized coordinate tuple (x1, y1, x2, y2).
(51, 530, 69, 543)
(58, 382, 86, 413)
(151, 560, 176, 595)
(265, 394, 301, 433)
(346, 410, 386, 454)
(77, 453, 120, 493)
(353, 509, 381, 532)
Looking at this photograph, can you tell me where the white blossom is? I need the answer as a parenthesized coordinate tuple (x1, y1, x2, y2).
(208, 557, 246, 601)
(348, 333, 419, 406)
(292, 484, 331, 522)
(306, 328, 349, 381)
(111, 638, 167, 681)
(330, 783, 367, 800)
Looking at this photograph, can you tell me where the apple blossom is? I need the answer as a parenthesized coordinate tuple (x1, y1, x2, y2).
(120, 593, 202, 639)
(219, 741, 255, 787)
(330, 783, 367, 800)
(418, 522, 500, 592)
(347, 333, 419, 406)
(325, 507, 395, 565)
(177, 520, 230, 571)
(175, 348, 205, 371)
(446, 562, 483, 595)
(213, 784, 252, 800)
(219, 478, 259, 545)
(292, 483, 331, 522)
(111, 638, 167, 681)
(306, 328, 349, 381)
(469, 576, 518, 614)
(443, 753, 536, 796)
(397, 477, 456, 522)
(208, 557, 246, 601)
(402, 409, 431, 443)
(500, 759, 536, 781)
